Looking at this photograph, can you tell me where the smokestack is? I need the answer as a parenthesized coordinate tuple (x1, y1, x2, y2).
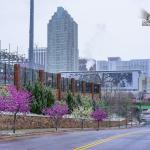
(29, 0, 34, 66)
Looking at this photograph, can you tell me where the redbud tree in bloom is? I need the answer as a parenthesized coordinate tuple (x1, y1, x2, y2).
(0, 85, 31, 133)
(91, 108, 107, 130)
(43, 102, 68, 131)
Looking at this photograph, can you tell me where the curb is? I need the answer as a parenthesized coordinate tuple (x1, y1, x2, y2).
(0, 126, 143, 142)
(0, 131, 66, 142)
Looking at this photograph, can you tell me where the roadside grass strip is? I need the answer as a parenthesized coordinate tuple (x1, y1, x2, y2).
(73, 130, 148, 150)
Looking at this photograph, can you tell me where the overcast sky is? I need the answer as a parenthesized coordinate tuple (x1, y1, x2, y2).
(0, 0, 150, 60)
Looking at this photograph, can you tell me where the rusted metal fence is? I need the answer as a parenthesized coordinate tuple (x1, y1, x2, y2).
(1, 64, 101, 100)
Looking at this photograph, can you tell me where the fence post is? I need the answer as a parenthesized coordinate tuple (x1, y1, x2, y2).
(23, 67, 27, 85)
(71, 78, 75, 96)
(119, 107, 121, 129)
(91, 82, 94, 100)
(126, 104, 128, 128)
(14, 64, 21, 90)
(82, 81, 86, 96)
(98, 84, 101, 100)
(57, 73, 61, 100)
(75, 80, 77, 94)
(109, 105, 111, 128)
(4, 63, 7, 85)
(39, 70, 45, 85)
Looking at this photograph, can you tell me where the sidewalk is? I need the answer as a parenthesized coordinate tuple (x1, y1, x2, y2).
(0, 128, 69, 142)
(0, 123, 144, 142)
(0, 128, 97, 141)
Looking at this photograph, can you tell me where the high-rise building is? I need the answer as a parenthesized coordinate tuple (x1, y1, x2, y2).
(47, 7, 79, 73)
(96, 57, 150, 76)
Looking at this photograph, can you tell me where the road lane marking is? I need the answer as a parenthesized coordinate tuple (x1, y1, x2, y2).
(73, 130, 149, 150)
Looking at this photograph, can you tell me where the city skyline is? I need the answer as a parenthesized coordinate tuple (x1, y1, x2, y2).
(96, 57, 150, 76)
(0, 0, 150, 60)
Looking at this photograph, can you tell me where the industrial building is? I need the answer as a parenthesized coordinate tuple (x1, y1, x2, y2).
(96, 57, 150, 76)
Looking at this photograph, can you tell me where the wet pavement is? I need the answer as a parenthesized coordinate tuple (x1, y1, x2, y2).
(0, 127, 150, 150)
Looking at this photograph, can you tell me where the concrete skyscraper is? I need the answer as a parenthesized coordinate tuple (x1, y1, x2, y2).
(47, 7, 79, 73)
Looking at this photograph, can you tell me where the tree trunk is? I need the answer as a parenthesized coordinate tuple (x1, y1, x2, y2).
(81, 119, 84, 130)
(97, 121, 100, 131)
(55, 119, 58, 131)
(13, 112, 17, 134)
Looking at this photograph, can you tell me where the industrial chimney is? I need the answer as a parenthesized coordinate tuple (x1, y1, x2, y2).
(29, 0, 34, 67)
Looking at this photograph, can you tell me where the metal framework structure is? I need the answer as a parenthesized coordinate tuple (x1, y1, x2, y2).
(0, 49, 25, 65)
(0, 49, 26, 84)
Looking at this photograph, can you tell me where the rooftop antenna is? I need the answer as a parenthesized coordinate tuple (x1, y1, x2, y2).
(17, 45, 19, 63)
(0, 40, 1, 51)
(8, 43, 11, 65)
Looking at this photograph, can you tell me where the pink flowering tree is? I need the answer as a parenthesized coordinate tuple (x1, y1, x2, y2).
(0, 85, 31, 133)
(91, 108, 107, 130)
(43, 102, 68, 131)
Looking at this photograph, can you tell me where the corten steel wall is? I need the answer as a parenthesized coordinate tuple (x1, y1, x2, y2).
(14, 64, 21, 90)
(13, 64, 101, 100)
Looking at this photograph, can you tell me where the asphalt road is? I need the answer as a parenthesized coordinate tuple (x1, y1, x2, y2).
(0, 115, 150, 150)
(1, 127, 150, 150)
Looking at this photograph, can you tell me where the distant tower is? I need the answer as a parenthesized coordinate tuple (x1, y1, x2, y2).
(29, 0, 34, 67)
(47, 7, 79, 73)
